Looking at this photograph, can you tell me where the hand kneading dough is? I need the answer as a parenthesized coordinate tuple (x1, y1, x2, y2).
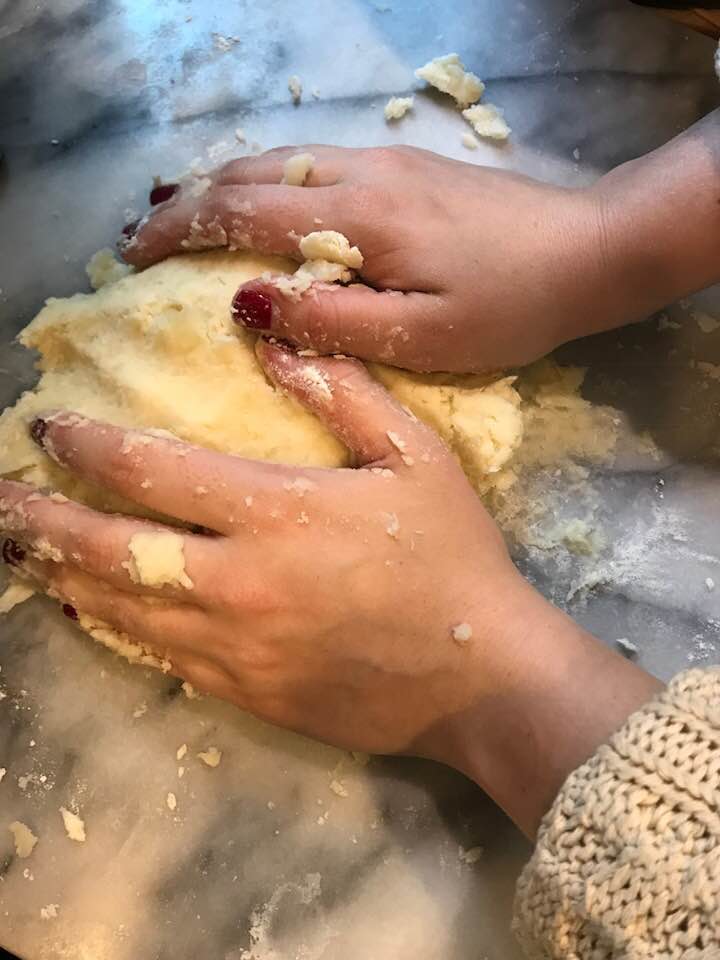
(0, 250, 530, 668)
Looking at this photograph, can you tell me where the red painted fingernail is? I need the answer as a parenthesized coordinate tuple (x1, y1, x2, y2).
(29, 417, 48, 448)
(231, 288, 273, 330)
(62, 603, 78, 621)
(2, 539, 25, 566)
(121, 219, 140, 239)
(149, 183, 178, 206)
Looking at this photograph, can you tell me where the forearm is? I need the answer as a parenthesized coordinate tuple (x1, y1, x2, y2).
(576, 109, 720, 341)
(422, 582, 663, 839)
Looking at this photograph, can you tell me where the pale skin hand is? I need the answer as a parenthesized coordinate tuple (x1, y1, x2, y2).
(0, 342, 661, 837)
(120, 110, 720, 374)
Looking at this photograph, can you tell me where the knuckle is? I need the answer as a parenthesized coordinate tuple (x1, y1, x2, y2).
(297, 291, 344, 349)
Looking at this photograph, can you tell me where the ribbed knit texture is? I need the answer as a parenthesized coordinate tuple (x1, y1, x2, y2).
(513, 668, 720, 959)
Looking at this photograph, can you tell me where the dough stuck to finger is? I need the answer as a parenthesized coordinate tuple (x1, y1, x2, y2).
(0, 249, 617, 669)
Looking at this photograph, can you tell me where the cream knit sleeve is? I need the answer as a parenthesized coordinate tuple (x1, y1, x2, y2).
(512, 667, 720, 959)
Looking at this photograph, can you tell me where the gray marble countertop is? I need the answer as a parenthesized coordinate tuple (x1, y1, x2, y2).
(1, 1, 719, 958)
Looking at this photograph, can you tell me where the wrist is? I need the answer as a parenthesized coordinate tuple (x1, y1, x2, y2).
(585, 112, 720, 336)
(420, 581, 663, 838)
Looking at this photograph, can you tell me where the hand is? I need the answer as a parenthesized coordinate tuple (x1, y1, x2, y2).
(0, 342, 525, 756)
(120, 145, 613, 373)
(0, 342, 662, 837)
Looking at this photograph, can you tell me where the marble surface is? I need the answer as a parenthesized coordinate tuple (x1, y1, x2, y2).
(0, 1, 719, 958)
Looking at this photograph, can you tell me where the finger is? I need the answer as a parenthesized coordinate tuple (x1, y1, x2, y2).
(0, 480, 219, 601)
(19, 552, 212, 656)
(232, 279, 450, 372)
(32, 413, 249, 535)
(120, 182, 350, 269)
(256, 340, 443, 468)
(28, 412, 366, 527)
(216, 146, 348, 187)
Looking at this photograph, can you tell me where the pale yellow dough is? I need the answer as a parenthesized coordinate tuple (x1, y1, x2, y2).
(122, 531, 193, 590)
(0, 250, 618, 668)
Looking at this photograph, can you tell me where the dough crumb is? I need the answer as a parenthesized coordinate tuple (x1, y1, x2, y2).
(0, 581, 36, 615)
(458, 845, 483, 864)
(706, 577, 715, 591)
(288, 74, 302, 104)
(415, 53, 484, 107)
(282, 152, 315, 186)
(176, 743, 188, 761)
(383, 512, 400, 539)
(461, 131, 479, 150)
(299, 231, 363, 270)
(9, 821, 38, 858)
(384, 96, 414, 120)
(122, 531, 193, 590)
(329, 779, 349, 798)
(60, 806, 86, 842)
(182, 681, 199, 699)
(40, 904, 59, 920)
(462, 103, 511, 141)
(0, 768, 6, 784)
(198, 746, 222, 768)
(166, 792, 177, 812)
(451, 622, 473, 645)
(235, 127, 246, 144)
(85, 248, 133, 290)
(696, 312, 720, 334)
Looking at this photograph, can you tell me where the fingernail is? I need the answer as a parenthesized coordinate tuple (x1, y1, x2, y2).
(149, 183, 178, 206)
(29, 417, 48, 449)
(231, 288, 273, 330)
(121, 219, 140, 240)
(62, 603, 78, 621)
(2, 538, 26, 566)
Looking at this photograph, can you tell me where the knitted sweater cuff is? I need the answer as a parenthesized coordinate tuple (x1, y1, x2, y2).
(512, 667, 720, 959)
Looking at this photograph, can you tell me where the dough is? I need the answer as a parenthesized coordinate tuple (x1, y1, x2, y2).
(384, 96, 414, 121)
(298, 231, 363, 269)
(414, 54, 484, 108)
(122, 531, 193, 590)
(59, 806, 86, 842)
(281, 152, 315, 186)
(288, 75, 302, 104)
(462, 103, 511, 142)
(8, 821, 38, 858)
(0, 249, 618, 668)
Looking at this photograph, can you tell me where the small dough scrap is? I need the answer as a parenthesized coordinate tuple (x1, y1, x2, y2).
(299, 231, 363, 269)
(0, 579, 36, 614)
(271, 259, 353, 301)
(60, 807, 86, 842)
(198, 746, 222, 768)
(86, 249, 133, 290)
(122, 531, 193, 590)
(9, 821, 38, 858)
(462, 103, 511, 142)
(461, 132, 479, 150)
(384, 96, 414, 120)
(288, 74, 302, 104)
(415, 53, 484, 107)
(282, 152, 315, 186)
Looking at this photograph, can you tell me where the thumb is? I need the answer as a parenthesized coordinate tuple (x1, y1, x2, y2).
(232, 278, 447, 373)
(255, 340, 442, 468)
